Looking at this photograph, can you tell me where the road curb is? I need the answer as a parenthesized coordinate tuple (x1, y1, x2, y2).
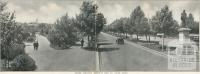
(103, 32, 168, 58)
(125, 40, 168, 58)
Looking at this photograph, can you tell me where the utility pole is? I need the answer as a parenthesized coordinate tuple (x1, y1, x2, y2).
(162, 33, 164, 51)
(93, 1, 100, 71)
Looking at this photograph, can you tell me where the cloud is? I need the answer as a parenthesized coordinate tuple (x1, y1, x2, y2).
(6, 0, 200, 24)
(7, 1, 80, 23)
(99, 4, 127, 24)
(40, 3, 63, 13)
(141, 2, 155, 18)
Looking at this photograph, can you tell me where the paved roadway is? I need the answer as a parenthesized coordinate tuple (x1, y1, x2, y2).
(98, 33, 169, 71)
(25, 34, 95, 71)
(24, 33, 198, 71)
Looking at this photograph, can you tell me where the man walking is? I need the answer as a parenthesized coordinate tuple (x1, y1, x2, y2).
(81, 38, 84, 48)
(33, 41, 39, 50)
(35, 41, 39, 50)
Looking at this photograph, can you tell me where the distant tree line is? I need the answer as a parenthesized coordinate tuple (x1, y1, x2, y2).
(104, 5, 199, 42)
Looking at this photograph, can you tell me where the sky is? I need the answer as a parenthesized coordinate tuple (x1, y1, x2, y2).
(5, 0, 200, 24)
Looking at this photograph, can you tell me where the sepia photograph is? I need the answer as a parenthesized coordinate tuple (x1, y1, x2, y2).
(0, 0, 199, 72)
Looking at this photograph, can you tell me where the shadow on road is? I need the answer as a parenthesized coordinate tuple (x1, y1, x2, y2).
(82, 42, 119, 52)
(49, 44, 73, 50)
(73, 43, 81, 46)
(82, 47, 119, 52)
(82, 47, 96, 51)
(98, 47, 119, 52)
(98, 39, 108, 42)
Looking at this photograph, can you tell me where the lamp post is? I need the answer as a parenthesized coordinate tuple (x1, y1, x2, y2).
(93, 1, 100, 71)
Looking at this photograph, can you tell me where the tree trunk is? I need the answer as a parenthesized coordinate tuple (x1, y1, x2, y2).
(87, 35, 90, 47)
(6, 60, 9, 68)
(148, 34, 151, 42)
(136, 34, 139, 41)
(90, 35, 93, 48)
(125, 33, 128, 38)
(87, 35, 90, 42)
(145, 34, 148, 41)
(8, 60, 10, 68)
(131, 34, 133, 39)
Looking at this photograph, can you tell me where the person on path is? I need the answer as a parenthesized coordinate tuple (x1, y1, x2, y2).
(81, 38, 84, 48)
(35, 41, 39, 50)
(33, 41, 39, 50)
(33, 42, 36, 50)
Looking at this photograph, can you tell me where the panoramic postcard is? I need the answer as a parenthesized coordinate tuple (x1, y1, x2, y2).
(0, 0, 199, 72)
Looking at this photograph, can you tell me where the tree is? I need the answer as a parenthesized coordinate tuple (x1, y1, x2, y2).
(150, 11, 160, 37)
(129, 6, 149, 40)
(1, 2, 20, 60)
(37, 23, 52, 35)
(96, 13, 106, 34)
(183, 12, 199, 34)
(48, 13, 78, 48)
(150, 5, 178, 36)
(121, 18, 130, 38)
(1, 1, 36, 70)
(141, 18, 150, 41)
(76, 1, 106, 48)
(107, 18, 125, 36)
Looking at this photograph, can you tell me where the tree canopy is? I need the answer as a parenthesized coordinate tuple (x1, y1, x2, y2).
(76, 1, 106, 37)
(181, 10, 199, 34)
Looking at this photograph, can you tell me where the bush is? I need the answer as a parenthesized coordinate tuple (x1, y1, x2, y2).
(26, 34, 36, 42)
(10, 54, 37, 71)
(48, 31, 77, 49)
(1, 43, 25, 60)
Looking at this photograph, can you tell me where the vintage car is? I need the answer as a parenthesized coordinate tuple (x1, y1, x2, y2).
(116, 37, 124, 44)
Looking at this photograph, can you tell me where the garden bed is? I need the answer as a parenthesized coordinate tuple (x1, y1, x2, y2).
(127, 38, 167, 53)
(49, 43, 72, 50)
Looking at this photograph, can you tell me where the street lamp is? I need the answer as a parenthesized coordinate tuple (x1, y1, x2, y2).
(93, 0, 100, 71)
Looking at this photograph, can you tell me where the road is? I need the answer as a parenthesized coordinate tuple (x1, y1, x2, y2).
(98, 33, 169, 71)
(24, 33, 197, 71)
(25, 34, 95, 71)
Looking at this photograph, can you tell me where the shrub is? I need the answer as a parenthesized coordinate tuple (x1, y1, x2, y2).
(10, 54, 37, 71)
(1, 43, 25, 60)
(48, 31, 77, 49)
(26, 33, 36, 42)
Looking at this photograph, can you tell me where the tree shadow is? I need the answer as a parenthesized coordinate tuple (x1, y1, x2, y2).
(73, 43, 81, 46)
(98, 39, 108, 42)
(82, 47, 119, 52)
(82, 47, 96, 51)
(82, 42, 119, 52)
(98, 47, 119, 52)
(49, 44, 72, 50)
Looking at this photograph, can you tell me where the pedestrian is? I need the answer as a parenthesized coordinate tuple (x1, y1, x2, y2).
(33, 42, 36, 50)
(81, 38, 84, 48)
(33, 41, 39, 50)
(35, 41, 39, 50)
